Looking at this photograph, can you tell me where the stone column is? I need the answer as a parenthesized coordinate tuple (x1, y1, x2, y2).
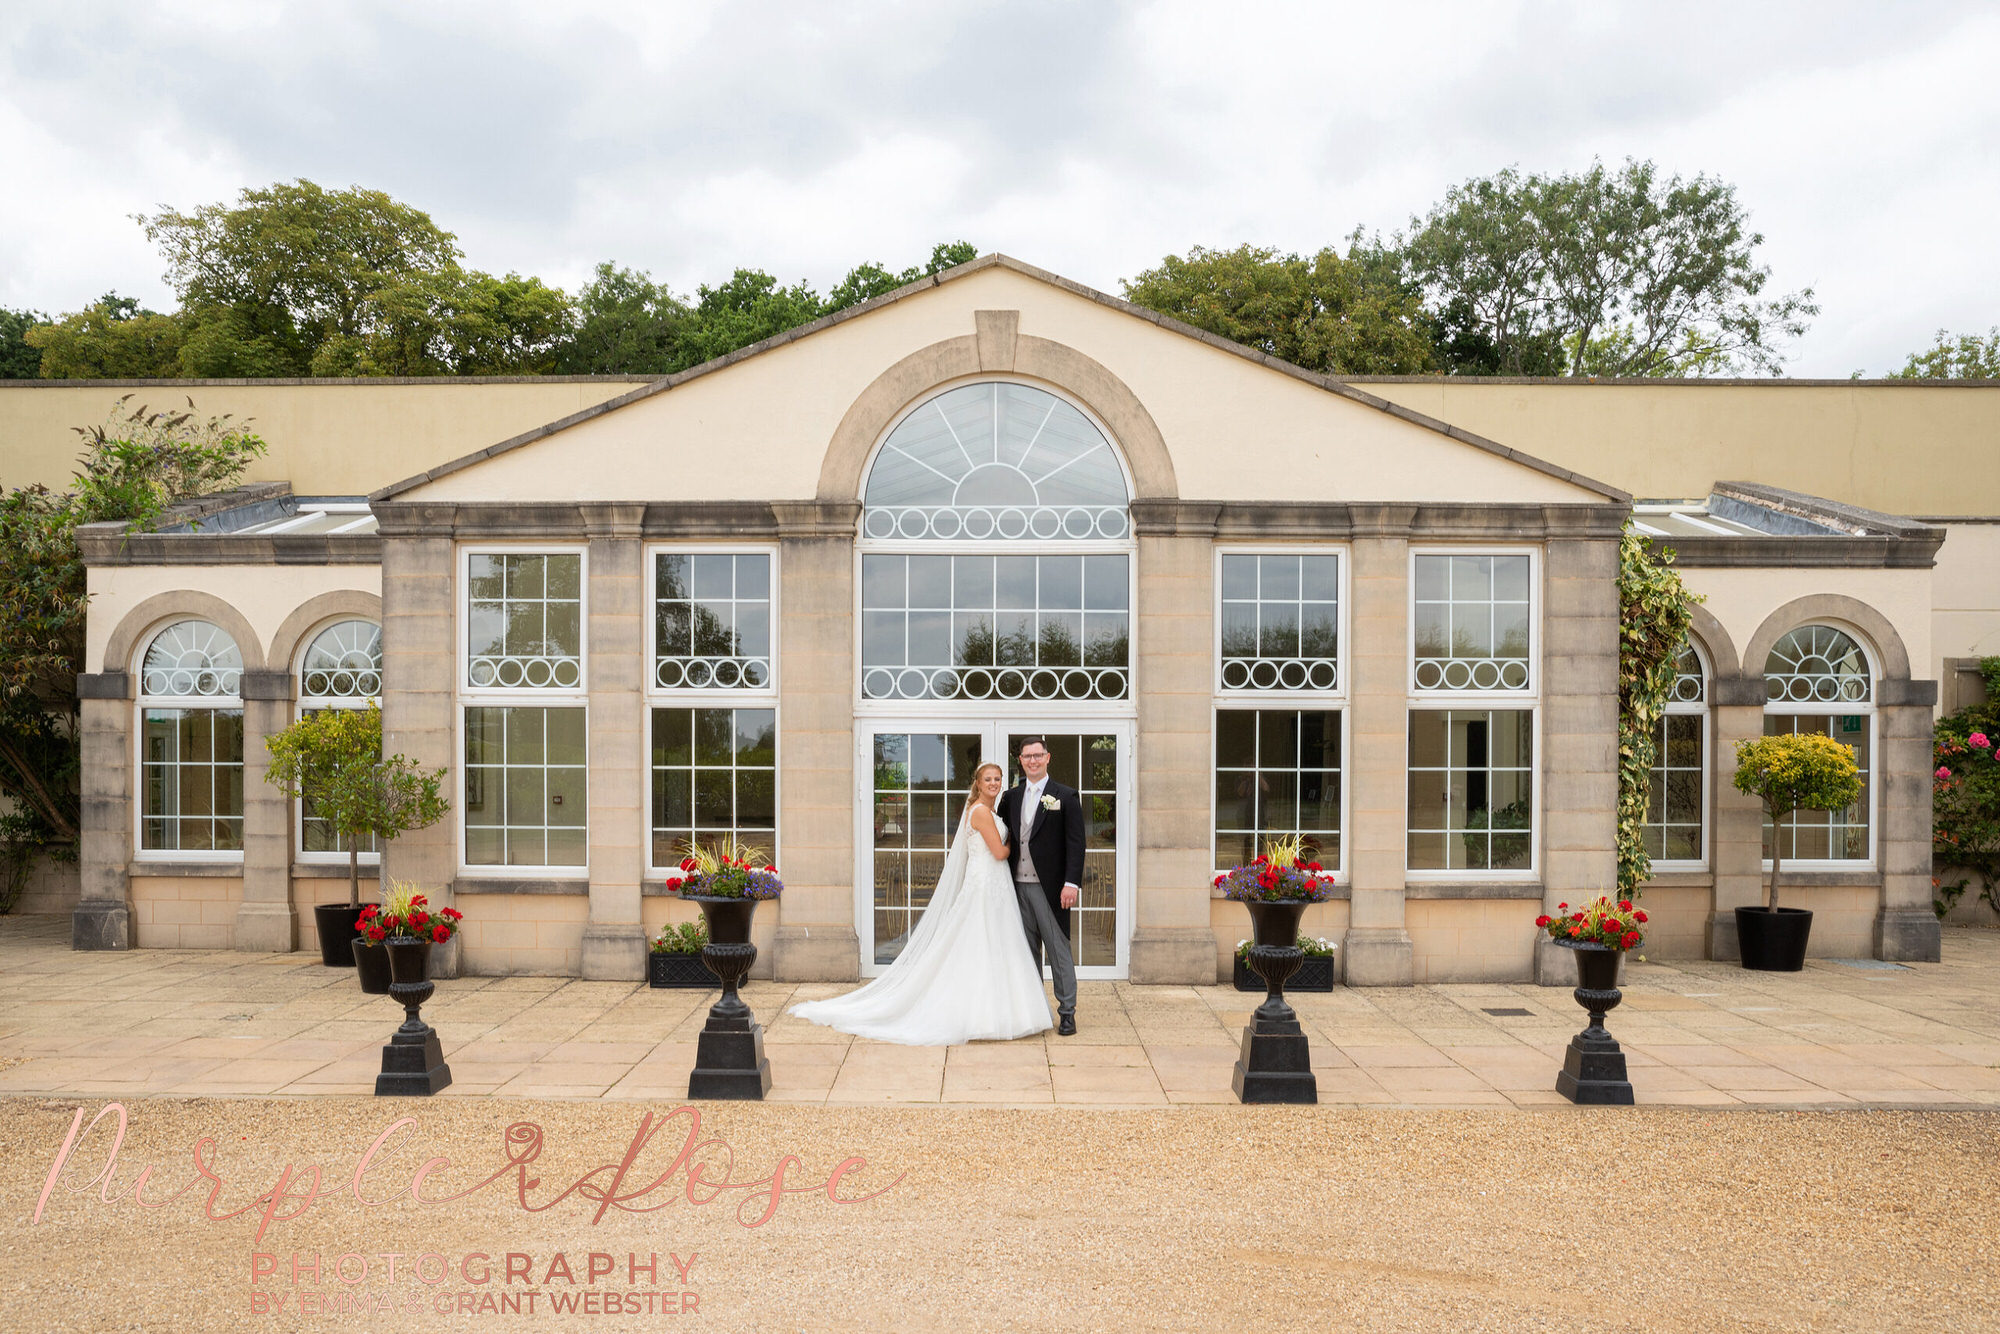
(1877, 680, 1943, 961)
(1706, 678, 1768, 960)
(1129, 516, 1216, 984)
(770, 503, 861, 981)
(582, 508, 647, 980)
(234, 670, 296, 952)
(1534, 537, 1621, 985)
(377, 520, 461, 975)
(73, 674, 133, 950)
(1343, 534, 1414, 986)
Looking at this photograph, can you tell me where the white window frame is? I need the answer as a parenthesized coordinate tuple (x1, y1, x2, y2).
(1644, 640, 1709, 872)
(1761, 622, 1877, 871)
(294, 618, 383, 867)
(457, 543, 590, 879)
(132, 620, 246, 864)
(855, 377, 1139, 721)
(1210, 544, 1349, 881)
(1406, 546, 1541, 881)
(644, 542, 781, 877)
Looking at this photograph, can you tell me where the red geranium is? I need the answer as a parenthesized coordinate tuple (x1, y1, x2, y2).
(1536, 895, 1647, 953)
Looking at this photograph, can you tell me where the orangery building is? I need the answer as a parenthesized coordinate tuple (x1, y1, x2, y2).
(9, 256, 1997, 984)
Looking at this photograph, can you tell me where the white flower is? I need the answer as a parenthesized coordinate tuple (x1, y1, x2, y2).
(1040, 794, 1061, 811)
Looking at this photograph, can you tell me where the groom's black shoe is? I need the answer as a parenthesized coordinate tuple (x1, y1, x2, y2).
(1058, 1014, 1077, 1036)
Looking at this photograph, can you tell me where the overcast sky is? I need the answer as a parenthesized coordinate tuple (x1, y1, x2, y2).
(2, 1, 1995, 376)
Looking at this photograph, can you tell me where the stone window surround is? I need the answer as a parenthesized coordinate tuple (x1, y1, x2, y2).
(1645, 638, 1711, 872)
(295, 617, 383, 866)
(1211, 545, 1348, 701)
(1760, 621, 1878, 870)
(1406, 544, 1541, 883)
(643, 704, 780, 877)
(133, 619, 247, 865)
(458, 542, 591, 880)
(1210, 705, 1348, 880)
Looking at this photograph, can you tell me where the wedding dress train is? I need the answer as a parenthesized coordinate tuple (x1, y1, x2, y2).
(789, 810, 1052, 1045)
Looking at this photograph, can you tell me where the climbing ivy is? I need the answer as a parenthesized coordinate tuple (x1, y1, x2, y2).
(1617, 526, 1702, 897)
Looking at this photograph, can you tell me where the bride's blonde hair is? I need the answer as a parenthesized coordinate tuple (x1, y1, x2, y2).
(964, 762, 1005, 814)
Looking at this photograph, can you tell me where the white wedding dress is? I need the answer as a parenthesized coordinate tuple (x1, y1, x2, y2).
(790, 809, 1052, 1045)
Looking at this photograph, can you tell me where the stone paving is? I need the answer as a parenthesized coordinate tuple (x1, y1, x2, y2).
(2, 914, 1998, 1108)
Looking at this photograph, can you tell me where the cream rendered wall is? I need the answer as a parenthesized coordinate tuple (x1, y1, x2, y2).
(399, 267, 1606, 506)
(1683, 566, 1931, 681)
(1358, 380, 2000, 516)
(1932, 522, 2000, 676)
(0, 380, 647, 494)
(88, 564, 380, 670)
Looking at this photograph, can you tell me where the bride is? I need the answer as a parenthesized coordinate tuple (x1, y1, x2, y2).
(790, 762, 1053, 1045)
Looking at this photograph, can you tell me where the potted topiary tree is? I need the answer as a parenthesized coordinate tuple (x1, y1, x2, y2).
(1731, 732, 1864, 971)
(265, 703, 449, 972)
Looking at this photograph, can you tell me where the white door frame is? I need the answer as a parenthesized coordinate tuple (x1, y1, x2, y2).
(853, 717, 1134, 979)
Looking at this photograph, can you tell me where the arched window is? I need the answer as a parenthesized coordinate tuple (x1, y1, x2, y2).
(1643, 643, 1707, 866)
(1763, 624, 1873, 862)
(298, 620, 383, 859)
(137, 620, 245, 854)
(859, 382, 1134, 703)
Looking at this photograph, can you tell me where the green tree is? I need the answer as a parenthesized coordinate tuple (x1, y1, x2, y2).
(1121, 243, 1437, 374)
(1401, 160, 1817, 377)
(672, 268, 826, 369)
(556, 263, 691, 374)
(1616, 528, 1701, 896)
(1889, 328, 2000, 379)
(313, 268, 573, 376)
(26, 293, 186, 379)
(824, 241, 979, 313)
(1731, 733, 1864, 913)
(1, 307, 47, 379)
(263, 704, 449, 909)
(0, 398, 264, 873)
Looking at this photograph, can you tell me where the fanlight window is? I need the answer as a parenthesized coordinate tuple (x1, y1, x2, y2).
(300, 620, 382, 699)
(862, 382, 1130, 542)
(1764, 625, 1871, 704)
(141, 621, 243, 697)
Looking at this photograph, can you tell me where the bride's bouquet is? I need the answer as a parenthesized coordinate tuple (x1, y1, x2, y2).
(1213, 833, 1339, 903)
(662, 837, 783, 900)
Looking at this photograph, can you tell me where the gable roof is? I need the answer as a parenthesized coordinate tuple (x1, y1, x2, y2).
(371, 254, 1629, 505)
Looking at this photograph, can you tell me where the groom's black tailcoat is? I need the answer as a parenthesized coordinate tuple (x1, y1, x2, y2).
(998, 778, 1087, 938)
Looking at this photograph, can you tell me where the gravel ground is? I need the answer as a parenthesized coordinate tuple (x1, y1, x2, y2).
(2, 1097, 1995, 1332)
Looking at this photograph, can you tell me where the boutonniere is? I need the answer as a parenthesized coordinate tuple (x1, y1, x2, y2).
(1040, 794, 1061, 811)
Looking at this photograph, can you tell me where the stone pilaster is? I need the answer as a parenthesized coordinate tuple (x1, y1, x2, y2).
(73, 676, 133, 950)
(771, 504, 861, 981)
(378, 528, 461, 975)
(1706, 680, 1769, 960)
(1343, 536, 1414, 986)
(1534, 538, 1621, 984)
(1130, 528, 1215, 984)
(235, 670, 296, 952)
(583, 511, 647, 979)
(1877, 683, 1942, 961)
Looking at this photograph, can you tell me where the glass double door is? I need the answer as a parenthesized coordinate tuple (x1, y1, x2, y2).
(859, 722, 1129, 978)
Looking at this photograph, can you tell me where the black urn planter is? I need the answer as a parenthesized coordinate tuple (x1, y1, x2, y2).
(374, 938, 452, 1096)
(648, 952, 717, 988)
(1554, 942, 1634, 1105)
(1230, 898, 1318, 1104)
(1736, 906, 1814, 972)
(311, 902, 365, 967)
(351, 938, 392, 993)
(1234, 955, 1335, 991)
(685, 896, 772, 1099)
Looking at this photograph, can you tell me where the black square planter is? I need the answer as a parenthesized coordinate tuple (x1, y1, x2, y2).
(649, 953, 717, 988)
(1233, 956, 1337, 991)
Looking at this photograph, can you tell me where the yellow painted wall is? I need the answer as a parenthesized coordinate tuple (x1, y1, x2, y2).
(1357, 379, 2000, 515)
(1933, 522, 2000, 673)
(0, 379, 647, 495)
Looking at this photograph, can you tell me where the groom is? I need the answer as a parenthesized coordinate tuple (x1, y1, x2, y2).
(998, 736, 1084, 1036)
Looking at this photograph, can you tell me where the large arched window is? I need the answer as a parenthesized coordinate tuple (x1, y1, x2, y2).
(298, 619, 383, 859)
(859, 382, 1134, 703)
(137, 619, 245, 855)
(1763, 624, 1873, 862)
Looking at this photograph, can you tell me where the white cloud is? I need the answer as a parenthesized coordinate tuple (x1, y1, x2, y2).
(0, 0, 1994, 373)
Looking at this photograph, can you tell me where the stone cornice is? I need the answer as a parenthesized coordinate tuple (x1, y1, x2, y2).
(371, 499, 865, 541)
(1133, 499, 1629, 541)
